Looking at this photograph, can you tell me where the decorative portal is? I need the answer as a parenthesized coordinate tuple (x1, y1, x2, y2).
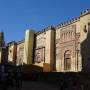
(64, 50, 71, 71)
(35, 47, 45, 63)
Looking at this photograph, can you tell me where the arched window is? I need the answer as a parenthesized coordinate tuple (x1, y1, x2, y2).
(84, 25, 87, 33)
(68, 32, 70, 35)
(63, 33, 65, 40)
(35, 52, 41, 63)
(66, 33, 67, 40)
(61, 33, 64, 41)
(64, 50, 71, 71)
(70, 32, 72, 38)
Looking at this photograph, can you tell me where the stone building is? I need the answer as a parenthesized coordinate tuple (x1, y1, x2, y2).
(7, 41, 17, 63)
(0, 9, 90, 72)
(7, 40, 24, 65)
(16, 40, 24, 65)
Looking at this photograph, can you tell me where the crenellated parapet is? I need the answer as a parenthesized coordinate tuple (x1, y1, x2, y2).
(35, 9, 90, 33)
(36, 26, 55, 35)
(55, 17, 80, 29)
(17, 39, 25, 45)
(55, 9, 90, 29)
(80, 9, 90, 17)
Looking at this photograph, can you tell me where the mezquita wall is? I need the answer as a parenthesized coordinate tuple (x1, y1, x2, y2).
(55, 19, 81, 72)
(16, 40, 24, 65)
(34, 31, 46, 67)
(7, 41, 17, 63)
(0, 9, 90, 72)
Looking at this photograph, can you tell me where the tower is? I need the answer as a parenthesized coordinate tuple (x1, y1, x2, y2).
(0, 32, 5, 47)
(24, 30, 35, 64)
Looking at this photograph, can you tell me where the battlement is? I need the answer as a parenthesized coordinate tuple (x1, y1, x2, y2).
(7, 41, 17, 46)
(36, 26, 55, 35)
(80, 9, 90, 17)
(32, 9, 90, 34)
(17, 39, 24, 45)
(56, 17, 80, 29)
(56, 9, 90, 29)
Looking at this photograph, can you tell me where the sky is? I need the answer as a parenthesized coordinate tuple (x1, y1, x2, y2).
(0, 0, 90, 43)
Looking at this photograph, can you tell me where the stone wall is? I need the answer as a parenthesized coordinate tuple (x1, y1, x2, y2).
(16, 40, 24, 65)
(34, 32, 46, 67)
(56, 24, 77, 72)
(34, 27, 55, 72)
(4, 9, 90, 72)
(7, 41, 17, 63)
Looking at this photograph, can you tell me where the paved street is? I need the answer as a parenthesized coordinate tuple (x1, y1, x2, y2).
(21, 81, 59, 90)
(5, 81, 60, 90)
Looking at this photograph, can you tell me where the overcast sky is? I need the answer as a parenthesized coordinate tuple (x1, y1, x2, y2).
(0, 0, 90, 43)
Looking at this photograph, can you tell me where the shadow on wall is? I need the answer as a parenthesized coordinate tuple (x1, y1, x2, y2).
(19, 64, 43, 73)
(81, 23, 90, 72)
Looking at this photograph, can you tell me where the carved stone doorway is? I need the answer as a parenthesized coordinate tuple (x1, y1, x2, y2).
(64, 50, 71, 71)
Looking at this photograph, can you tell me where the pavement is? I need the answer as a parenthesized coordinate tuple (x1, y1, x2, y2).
(2, 81, 60, 90)
(21, 81, 59, 90)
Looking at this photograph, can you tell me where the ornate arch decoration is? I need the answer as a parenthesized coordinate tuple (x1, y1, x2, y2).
(64, 50, 71, 71)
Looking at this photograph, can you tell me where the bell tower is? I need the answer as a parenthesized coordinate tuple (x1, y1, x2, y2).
(0, 32, 5, 47)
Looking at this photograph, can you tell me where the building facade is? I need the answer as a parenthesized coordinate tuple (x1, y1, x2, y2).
(7, 41, 17, 63)
(16, 40, 24, 65)
(0, 9, 90, 72)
